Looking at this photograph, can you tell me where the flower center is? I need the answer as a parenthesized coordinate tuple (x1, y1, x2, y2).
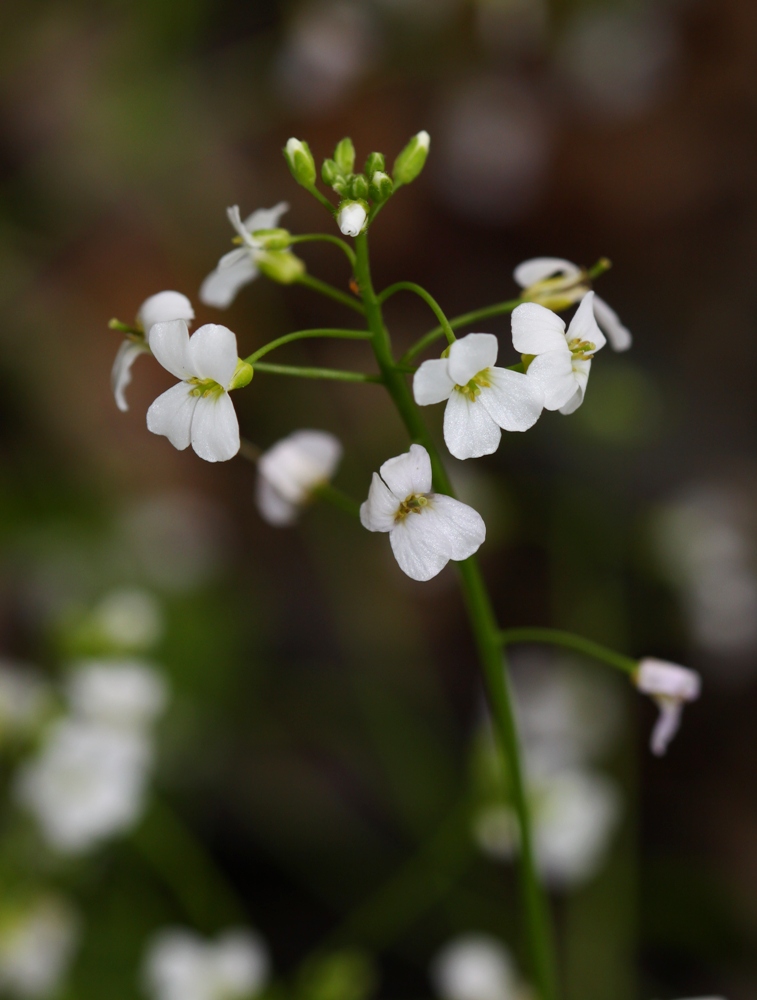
(568, 337, 596, 360)
(395, 493, 431, 521)
(454, 368, 492, 400)
(188, 377, 225, 398)
(523, 274, 589, 311)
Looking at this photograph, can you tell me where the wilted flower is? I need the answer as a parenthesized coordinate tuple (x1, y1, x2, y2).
(143, 927, 269, 1000)
(0, 895, 79, 999)
(413, 333, 544, 459)
(430, 934, 527, 1000)
(66, 660, 168, 732)
(146, 320, 252, 463)
(360, 445, 485, 581)
(256, 430, 342, 526)
(635, 657, 701, 755)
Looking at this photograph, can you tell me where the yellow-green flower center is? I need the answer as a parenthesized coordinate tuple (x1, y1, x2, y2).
(568, 337, 596, 360)
(395, 493, 431, 522)
(453, 368, 492, 400)
(188, 377, 225, 399)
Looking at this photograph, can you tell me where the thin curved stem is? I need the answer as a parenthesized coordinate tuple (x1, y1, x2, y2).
(253, 361, 381, 383)
(245, 328, 370, 365)
(401, 297, 523, 364)
(378, 281, 456, 346)
(500, 627, 637, 675)
(312, 482, 361, 518)
(296, 273, 365, 315)
(289, 233, 357, 269)
(304, 184, 337, 215)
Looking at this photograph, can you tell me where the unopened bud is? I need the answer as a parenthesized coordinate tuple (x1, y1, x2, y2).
(284, 138, 316, 188)
(364, 151, 385, 177)
(369, 171, 393, 201)
(350, 174, 369, 200)
(334, 137, 356, 175)
(257, 250, 306, 284)
(230, 358, 254, 390)
(337, 201, 368, 238)
(392, 130, 430, 187)
(322, 159, 340, 187)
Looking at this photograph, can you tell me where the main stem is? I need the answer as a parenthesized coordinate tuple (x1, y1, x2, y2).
(353, 232, 558, 1000)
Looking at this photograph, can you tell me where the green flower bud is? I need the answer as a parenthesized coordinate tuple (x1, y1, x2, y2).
(250, 227, 291, 250)
(392, 130, 430, 187)
(369, 171, 393, 201)
(257, 250, 306, 284)
(284, 137, 316, 188)
(230, 358, 254, 390)
(322, 158, 340, 187)
(334, 137, 355, 175)
(364, 151, 385, 177)
(332, 176, 351, 197)
(350, 173, 369, 200)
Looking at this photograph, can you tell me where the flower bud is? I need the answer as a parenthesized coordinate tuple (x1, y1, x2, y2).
(392, 130, 430, 187)
(337, 201, 368, 238)
(334, 137, 356, 176)
(284, 138, 316, 188)
(350, 174, 369, 200)
(369, 171, 393, 201)
(321, 158, 340, 187)
(257, 250, 306, 284)
(364, 151, 385, 177)
(230, 358, 253, 390)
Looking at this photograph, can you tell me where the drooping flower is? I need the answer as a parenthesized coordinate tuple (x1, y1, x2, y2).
(511, 291, 606, 415)
(143, 927, 269, 1000)
(514, 257, 632, 351)
(66, 660, 168, 732)
(360, 444, 485, 581)
(256, 430, 343, 526)
(413, 333, 544, 459)
(634, 657, 701, 755)
(200, 204, 291, 308)
(430, 934, 527, 1000)
(337, 201, 368, 237)
(146, 320, 252, 463)
(112, 291, 195, 413)
(0, 895, 79, 999)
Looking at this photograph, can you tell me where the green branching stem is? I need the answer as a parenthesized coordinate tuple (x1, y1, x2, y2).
(245, 328, 370, 365)
(296, 273, 365, 314)
(252, 361, 381, 383)
(289, 233, 356, 269)
(401, 297, 523, 364)
(378, 281, 457, 346)
(499, 627, 638, 676)
(353, 230, 558, 1000)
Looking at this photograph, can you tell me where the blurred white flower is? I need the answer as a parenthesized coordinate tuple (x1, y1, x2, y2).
(147, 320, 249, 462)
(337, 202, 367, 237)
(0, 663, 50, 741)
(413, 333, 544, 459)
(514, 258, 632, 351)
(431, 934, 527, 1000)
(143, 927, 269, 1000)
(89, 588, 163, 651)
(360, 445, 485, 581)
(512, 292, 606, 414)
(112, 291, 195, 413)
(0, 895, 79, 999)
(200, 204, 289, 309)
(635, 658, 701, 756)
(66, 660, 168, 732)
(257, 430, 342, 526)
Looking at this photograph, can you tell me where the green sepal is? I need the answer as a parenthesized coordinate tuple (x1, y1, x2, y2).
(392, 130, 430, 187)
(284, 138, 317, 188)
(322, 159, 340, 186)
(230, 358, 254, 390)
(520, 354, 535, 371)
(334, 137, 356, 175)
(368, 171, 393, 201)
(250, 227, 291, 250)
(350, 173, 369, 200)
(257, 250, 306, 284)
(364, 151, 385, 177)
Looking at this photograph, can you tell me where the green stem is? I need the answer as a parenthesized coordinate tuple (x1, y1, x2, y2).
(499, 627, 637, 675)
(252, 361, 381, 383)
(304, 184, 337, 216)
(401, 297, 523, 364)
(289, 233, 356, 269)
(312, 482, 361, 518)
(377, 281, 457, 345)
(296, 274, 365, 315)
(353, 232, 558, 1000)
(245, 328, 370, 364)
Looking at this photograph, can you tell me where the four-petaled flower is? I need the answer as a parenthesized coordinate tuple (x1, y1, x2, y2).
(511, 291, 606, 415)
(413, 333, 544, 459)
(256, 430, 343, 526)
(112, 291, 194, 413)
(360, 444, 485, 581)
(634, 658, 701, 756)
(200, 203, 290, 309)
(146, 320, 251, 463)
(514, 257, 632, 352)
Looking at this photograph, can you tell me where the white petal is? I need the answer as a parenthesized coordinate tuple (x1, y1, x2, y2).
(650, 700, 683, 756)
(187, 324, 239, 388)
(146, 382, 198, 451)
(259, 430, 342, 504)
(443, 390, 502, 460)
(592, 294, 632, 351)
(379, 444, 432, 498)
(360, 473, 399, 533)
(218, 247, 250, 269)
(200, 257, 258, 309)
(513, 257, 581, 288)
(480, 367, 544, 431)
(447, 333, 499, 386)
(567, 292, 606, 351)
(337, 203, 367, 238)
(426, 494, 486, 560)
(413, 359, 455, 406)
(226, 205, 251, 243)
(243, 202, 290, 233)
(389, 494, 485, 581)
(148, 320, 194, 380)
(636, 659, 701, 700)
(525, 351, 577, 410)
(137, 291, 194, 333)
(190, 392, 240, 462)
(511, 303, 568, 355)
(111, 340, 148, 413)
(559, 386, 584, 415)
(256, 477, 299, 527)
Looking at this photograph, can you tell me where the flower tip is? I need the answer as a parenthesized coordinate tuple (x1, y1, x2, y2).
(337, 201, 367, 238)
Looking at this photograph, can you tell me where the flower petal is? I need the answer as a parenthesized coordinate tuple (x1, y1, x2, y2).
(379, 444, 432, 499)
(592, 294, 632, 352)
(425, 494, 486, 561)
(200, 257, 258, 309)
(146, 382, 198, 450)
(511, 303, 568, 355)
(413, 359, 455, 406)
(389, 494, 485, 581)
(187, 324, 239, 388)
(360, 473, 398, 532)
(112, 340, 148, 413)
(259, 430, 342, 504)
(190, 391, 240, 462)
(443, 390, 502, 459)
(243, 202, 290, 233)
(218, 247, 250, 270)
(137, 291, 194, 333)
(480, 367, 544, 431)
(513, 257, 581, 288)
(567, 292, 606, 351)
(148, 320, 194, 380)
(525, 351, 577, 410)
(226, 205, 252, 243)
(559, 386, 584, 415)
(447, 333, 499, 386)
(256, 477, 299, 527)
(650, 699, 683, 756)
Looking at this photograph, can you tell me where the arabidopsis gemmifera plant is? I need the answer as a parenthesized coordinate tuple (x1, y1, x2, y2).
(108, 130, 702, 1000)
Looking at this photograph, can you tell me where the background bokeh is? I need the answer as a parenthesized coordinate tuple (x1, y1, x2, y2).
(0, 0, 756, 997)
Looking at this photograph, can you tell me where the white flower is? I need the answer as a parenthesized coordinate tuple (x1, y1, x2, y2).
(635, 657, 701, 756)
(200, 203, 289, 308)
(0, 664, 50, 741)
(360, 445, 486, 581)
(431, 935, 525, 1000)
(66, 660, 168, 732)
(89, 588, 163, 651)
(15, 718, 153, 853)
(146, 320, 248, 463)
(511, 291, 605, 414)
(514, 257, 632, 351)
(0, 896, 79, 999)
(112, 291, 195, 413)
(337, 201, 367, 237)
(257, 430, 343, 526)
(143, 927, 269, 1000)
(413, 333, 544, 460)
